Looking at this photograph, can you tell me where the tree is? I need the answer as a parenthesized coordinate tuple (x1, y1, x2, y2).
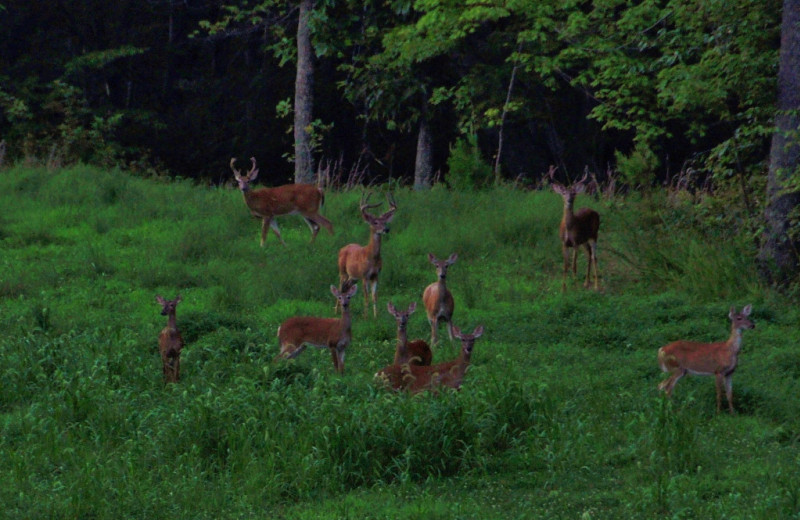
(759, 0, 800, 285)
(294, 0, 316, 184)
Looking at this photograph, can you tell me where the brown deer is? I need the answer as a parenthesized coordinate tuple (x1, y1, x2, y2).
(230, 157, 333, 246)
(156, 295, 184, 384)
(551, 170, 600, 291)
(336, 192, 397, 318)
(275, 282, 358, 374)
(387, 301, 432, 366)
(658, 305, 755, 413)
(375, 324, 484, 394)
(422, 253, 458, 345)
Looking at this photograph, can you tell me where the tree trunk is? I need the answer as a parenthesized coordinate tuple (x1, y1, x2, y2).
(294, 0, 315, 184)
(759, 0, 800, 285)
(413, 118, 433, 190)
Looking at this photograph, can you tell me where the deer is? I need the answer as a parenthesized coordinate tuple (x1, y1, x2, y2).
(230, 157, 333, 246)
(275, 282, 358, 374)
(551, 168, 601, 291)
(422, 253, 458, 346)
(387, 301, 432, 367)
(336, 192, 397, 318)
(375, 324, 484, 394)
(657, 305, 755, 414)
(156, 295, 184, 384)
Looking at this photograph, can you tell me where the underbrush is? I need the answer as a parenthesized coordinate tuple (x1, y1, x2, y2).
(0, 165, 798, 518)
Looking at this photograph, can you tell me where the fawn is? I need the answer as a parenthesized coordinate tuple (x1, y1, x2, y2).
(422, 253, 458, 345)
(276, 282, 358, 373)
(658, 305, 755, 413)
(387, 301, 432, 366)
(375, 324, 484, 394)
(156, 295, 184, 383)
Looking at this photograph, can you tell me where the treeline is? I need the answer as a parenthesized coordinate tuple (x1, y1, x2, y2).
(0, 0, 782, 190)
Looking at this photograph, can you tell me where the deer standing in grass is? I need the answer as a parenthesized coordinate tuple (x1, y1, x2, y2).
(230, 157, 333, 246)
(422, 253, 457, 346)
(658, 305, 755, 413)
(551, 170, 600, 291)
(275, 282, 358, 374)
(387, 301, 432, 367)
(156, 295, 184, 384)
(336, 192, 397, 318)
(375, 324, 484, 394)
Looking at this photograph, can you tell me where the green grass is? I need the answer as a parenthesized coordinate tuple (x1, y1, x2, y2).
(1, 164, 799, 519)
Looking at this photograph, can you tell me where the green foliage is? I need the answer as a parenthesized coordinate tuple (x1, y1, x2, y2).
(1, 165, 799, 518)
(615, 141, 660, 189)
(445, 135, 492, 191)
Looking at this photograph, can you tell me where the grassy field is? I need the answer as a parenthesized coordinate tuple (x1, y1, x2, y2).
(1, 164, 799, 519)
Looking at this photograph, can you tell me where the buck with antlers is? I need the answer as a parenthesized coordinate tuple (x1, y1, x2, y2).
(230, 157, 333, 246)
(387, 301, 432, 367)
(156, 295, 184, 384)
(422, 253, 458, 346)
(551, 168, 601, 291)
(336, 192, 397, 318)
(275, 282, 358, 374)
(658, 305, 755, 413)
(375, 324, 484, 394)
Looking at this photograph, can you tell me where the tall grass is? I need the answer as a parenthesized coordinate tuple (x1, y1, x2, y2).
(1, 164, 798, 518)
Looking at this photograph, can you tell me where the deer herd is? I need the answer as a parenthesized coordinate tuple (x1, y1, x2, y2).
(154, 158, 756, 412)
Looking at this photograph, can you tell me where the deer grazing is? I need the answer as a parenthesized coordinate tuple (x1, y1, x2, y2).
(156, 295, 184, 384)
(275, 282, 358, 374)
(230, 157, 333, 246)
(422, 253, 457, 345)
(336, 192, 397, 318)
(375, 324, 484, 394)
(387, 301, 432, 366)
(551, 169, 600, 291)
(657, 305, 755, 413)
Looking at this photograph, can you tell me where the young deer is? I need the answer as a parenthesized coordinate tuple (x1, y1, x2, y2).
(551, 171, 600, 291)
(387, 301, 432, 367)
(230, 157, 333, 246)
(156, 295, 184, 384)
(375, 324, 484, 394)
(336, 192, 397, 318)
(422, 253, 457, 346)
(658, 305, 755, 413)
(275, 282, 358, 374)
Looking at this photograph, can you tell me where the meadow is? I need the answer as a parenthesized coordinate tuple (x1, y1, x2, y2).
(1, 164, 799, 519)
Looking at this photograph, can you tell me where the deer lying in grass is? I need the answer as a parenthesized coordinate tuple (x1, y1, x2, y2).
(230, 157, 333, 246)
(387, 301, 432, 367)
(422, 253, 457, 345)
(336, 192, 397, 318)
(275, 282, 358, 374)
(156, 295, 184, 384)
(551, 170, 600, 291)
(658, 305, 755, 413)
(375, 324, 483, 394)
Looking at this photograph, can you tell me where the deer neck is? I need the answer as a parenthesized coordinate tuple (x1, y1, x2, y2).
(366, 231, 383, 259)
(562, 200, 575, 225)
(727, 326, 744, 353)
(166, 312, 178, 333)
(435, 277, 448, 306)
(394, 327, 408, 363)
(339, 306, 352, 337)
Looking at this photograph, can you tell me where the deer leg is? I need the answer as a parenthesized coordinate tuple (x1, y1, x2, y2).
(446, 319, 454, 342)
(370, 280, 378, 318)
(303, 217, 321, 242)
(571, 247, 578, 275)
(429, 317, 438, 346)
(658, 369, 685, 396)
(308, 213, 334, 235)
(589, 240, 600, 290)
(278, 343, 306, 360)
(561, 245, 570, 292)
(715, 372, 725, 413)
(723, 374, 735, 414)
(583, 243, 593, 287)
(268, 219, 286, 246)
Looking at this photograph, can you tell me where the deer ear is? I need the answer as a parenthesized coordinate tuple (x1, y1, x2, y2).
(447, 253, 458, 265)
(249, 168, 259, 181)
(347, 283, 358, 297)
(729, 306, 736, 319)
(452, 325, 462, 339)
(408, 301, 417, 314)
(175, 295, 182, 304)
(156, 295, 165, 305)
(472, 325, 484, 338)
(742, 304, 752, 316)
(573, 183, 586, 194)
(428, 253, 436, 264)
(552, 183, 565, 195)
(330, 285, 339, 297)
(387, 301, 397, 315)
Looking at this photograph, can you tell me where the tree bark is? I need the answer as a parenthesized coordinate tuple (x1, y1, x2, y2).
(294, 0, 315, 184)
(759, 0, 800, 285)
(413, 118, 433, 190)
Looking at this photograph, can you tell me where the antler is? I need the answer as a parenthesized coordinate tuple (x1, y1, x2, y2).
(359, 190, 382, 219)
(385, 192, 398, 214)
(248, 157, 258, 178)
(230, 157, 241, 180)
